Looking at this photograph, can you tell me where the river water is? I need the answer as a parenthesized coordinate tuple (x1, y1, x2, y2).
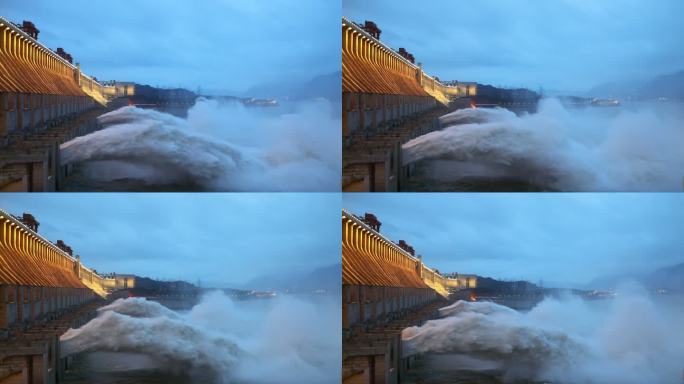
(60, 292, 341, 384)
(403, 100, 684, 192)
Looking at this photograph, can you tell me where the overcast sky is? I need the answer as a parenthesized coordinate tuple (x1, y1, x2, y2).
(2, 0, 339, 92)
(0, 194, 339, 288)
(344, 0, 684, 92)
(343, 194, 684, 287)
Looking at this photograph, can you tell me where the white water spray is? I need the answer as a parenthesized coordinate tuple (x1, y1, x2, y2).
(60, 99, 340, 191)
(61, 291, 340, 383)
(402, 99, 684, 191)
(402, 287, 684, 383)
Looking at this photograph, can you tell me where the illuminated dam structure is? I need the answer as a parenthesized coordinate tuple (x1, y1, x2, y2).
(342, 17, 477, 192)
(342, 209, 476, 384)
(0, 208, 132, 384)
(0, 16, 132, 192)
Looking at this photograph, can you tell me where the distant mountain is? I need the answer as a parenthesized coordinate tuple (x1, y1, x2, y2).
(242, 263, 341, 293)
(294, 71, 341, 102)
(587, 69, 684, 100)
(131, 275, 198, 295)
(586, 80, 646, 98)
(586, 262, 684, 291)
(474, 83, 540, 104)
(474, 276, 540, 294)
(641, 262, 684, 291)
(131, 84, 197, 102)
(644, 70, 684, 99)
(244, 71, 341, 102)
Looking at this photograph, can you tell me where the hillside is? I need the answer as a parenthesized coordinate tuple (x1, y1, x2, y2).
(244, 71, 341, 101)
(241, 263, 341, 293)
(587, 69, 684, 100)
(586, 262, 684, 291)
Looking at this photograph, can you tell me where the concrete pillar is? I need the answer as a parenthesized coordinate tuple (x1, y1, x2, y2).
(358, 93, 365, 134)
(364, 355, 376, 384)
(39, 287, 45, 318)
(342, 285, 349, 329)
(29, 94, 36, 131)
(23, 94, 31, 131)
(6, 285, 17, 326)
(23, 286, 30, 322)
(0, 285, 6, 330)
(23, 355, 34, 384)
(28, 286, 35, 321)
(0, 93, 6, 138)
(15, 93, 23, 133)
(17, 285, 24, 323)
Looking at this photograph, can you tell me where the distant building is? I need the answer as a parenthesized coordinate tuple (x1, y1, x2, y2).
(443, 81, 478, 97)
(101, 81, 136, 97)
(102, 273, 137, 290)
(445, 273, 478, 289)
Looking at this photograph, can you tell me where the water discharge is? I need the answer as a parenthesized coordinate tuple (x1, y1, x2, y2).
(61, 291, 340, 384)
(402, 287, 684, 383)
(402, 99, 684, 191)
(60, 98, 340, 191)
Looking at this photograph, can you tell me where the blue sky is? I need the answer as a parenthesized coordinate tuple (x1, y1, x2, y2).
(344, 0, 684, 92)
(0, 194, 340, 288)
(343, 193, 684, 286)
(2, 0, 339, 92)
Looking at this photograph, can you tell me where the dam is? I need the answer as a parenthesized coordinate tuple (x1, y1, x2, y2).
(0, 17, 142, 191)
(0, 208, 134, 384)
